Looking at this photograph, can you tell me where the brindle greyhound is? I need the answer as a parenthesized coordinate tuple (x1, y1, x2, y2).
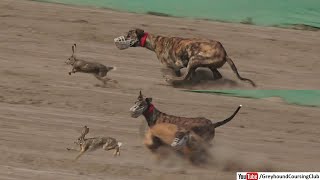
(114, 29, 256, 86)
(129, 91, 242, 142)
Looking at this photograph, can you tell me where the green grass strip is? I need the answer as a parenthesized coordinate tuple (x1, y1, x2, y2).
(185, 90, 320, 107)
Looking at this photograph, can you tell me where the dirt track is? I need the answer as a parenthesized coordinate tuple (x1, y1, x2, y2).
(0, 0, 320, 179)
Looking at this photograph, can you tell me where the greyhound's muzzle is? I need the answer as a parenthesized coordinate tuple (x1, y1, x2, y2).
(129, 105, 145, 118)
(114, 36, 137, 50)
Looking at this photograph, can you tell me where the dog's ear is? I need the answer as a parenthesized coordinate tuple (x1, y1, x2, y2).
(138, 90, 143, 101)
(146, 97, 152, 104)
(135, 28, 145, 39)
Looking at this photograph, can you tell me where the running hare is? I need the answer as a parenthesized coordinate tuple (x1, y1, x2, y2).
(67, 126, 122, 161)
(66, 44, 117, 85)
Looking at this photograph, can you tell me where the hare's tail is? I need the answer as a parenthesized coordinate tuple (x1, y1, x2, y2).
(108, 66, 116, 71)
(117, 142, 122, 147)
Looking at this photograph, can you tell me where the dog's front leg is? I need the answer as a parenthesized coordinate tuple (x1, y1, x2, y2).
(160, 67, 180, 77)
(164, 62, 196, 84)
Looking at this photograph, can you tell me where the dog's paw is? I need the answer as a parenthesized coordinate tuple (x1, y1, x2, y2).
(163, 75, 174, 84)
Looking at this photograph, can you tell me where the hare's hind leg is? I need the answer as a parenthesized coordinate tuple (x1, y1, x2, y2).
(103, 143, 120, 157)
(101, 76, 118, 85)
(113, 147, 120, 156)
(98, 70, 118, 84)
(103, 77, 113, 85)
(93, 75, 108, 87)
(94, 74, 105, 84)
(94, 74, 114, 86)
(114, 143, 121, 156)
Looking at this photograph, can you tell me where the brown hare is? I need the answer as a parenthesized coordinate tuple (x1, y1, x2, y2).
(65, 44, 117, 85)
(67, 126, 122, 161)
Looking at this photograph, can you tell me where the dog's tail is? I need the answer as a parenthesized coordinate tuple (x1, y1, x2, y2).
(226, 56, 256, 87)
(212, 105, 242, 128)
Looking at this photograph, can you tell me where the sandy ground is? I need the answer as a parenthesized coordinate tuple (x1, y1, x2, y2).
(0, 0, 320, 179)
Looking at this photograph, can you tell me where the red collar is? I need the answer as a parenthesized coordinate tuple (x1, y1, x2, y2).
(140, 32, 148, 47)
(143, 104, 154, 116)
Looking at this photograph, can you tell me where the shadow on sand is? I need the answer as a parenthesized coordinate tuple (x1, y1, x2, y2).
(167, 68, 240, 90)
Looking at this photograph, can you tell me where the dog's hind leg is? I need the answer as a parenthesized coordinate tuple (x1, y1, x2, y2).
(187, 68, 197, 81)
(209, 67, 222, 80)
(175, 70, 182, 77)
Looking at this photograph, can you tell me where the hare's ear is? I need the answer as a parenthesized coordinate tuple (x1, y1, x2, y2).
(81, 125, 89, 136)
(72, 44, 77, 55)
(72, 45, 75, 55)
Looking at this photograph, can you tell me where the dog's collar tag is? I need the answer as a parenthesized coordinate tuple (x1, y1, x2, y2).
(140, 32, 149, 47)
